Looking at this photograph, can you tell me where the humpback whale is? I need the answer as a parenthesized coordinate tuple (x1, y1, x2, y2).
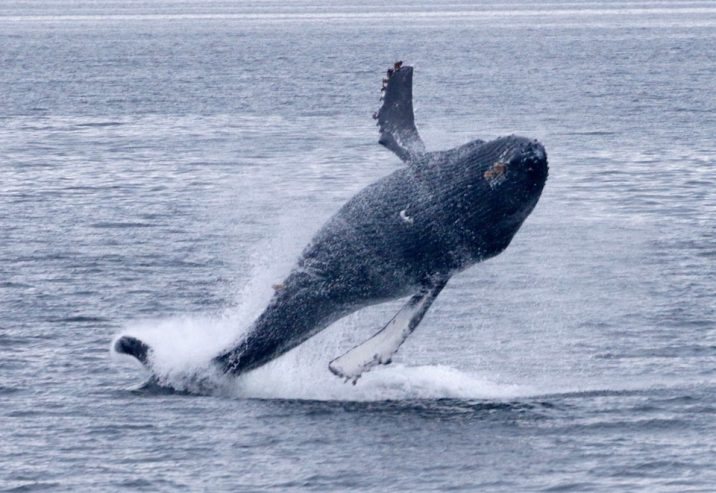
(115, 62, 548, 384)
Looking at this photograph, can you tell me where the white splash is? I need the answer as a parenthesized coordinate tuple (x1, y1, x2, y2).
(113, 307, 532, 400)
(232, 359, 530, 402)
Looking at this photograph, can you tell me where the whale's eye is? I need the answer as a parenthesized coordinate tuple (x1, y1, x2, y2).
(484, 162, 508, 188)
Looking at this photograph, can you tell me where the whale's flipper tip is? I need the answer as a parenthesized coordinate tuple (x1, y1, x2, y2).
(114, 335, 152, 366)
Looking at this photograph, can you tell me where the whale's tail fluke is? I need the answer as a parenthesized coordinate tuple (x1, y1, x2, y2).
(114, 335, 152, 367)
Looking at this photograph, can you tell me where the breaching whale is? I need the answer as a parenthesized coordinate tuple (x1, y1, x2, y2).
(115, 62, 548, 385)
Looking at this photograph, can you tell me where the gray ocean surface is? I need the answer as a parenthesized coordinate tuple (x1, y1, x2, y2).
(2, 0, 715, 491)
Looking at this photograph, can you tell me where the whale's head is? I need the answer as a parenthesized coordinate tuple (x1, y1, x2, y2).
(481, 137, 549, 222)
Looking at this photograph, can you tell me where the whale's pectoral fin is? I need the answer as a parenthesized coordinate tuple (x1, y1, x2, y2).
(114, 335, 152, 367)
(329, 278, 448, 383)
(374, 61, 426, 163)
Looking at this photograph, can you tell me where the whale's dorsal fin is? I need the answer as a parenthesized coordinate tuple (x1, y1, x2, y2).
(328, 277, 448, 384)
(374, 62, 426, 163)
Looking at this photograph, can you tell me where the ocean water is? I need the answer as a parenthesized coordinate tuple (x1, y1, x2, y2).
(1, 0, 715, 491)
